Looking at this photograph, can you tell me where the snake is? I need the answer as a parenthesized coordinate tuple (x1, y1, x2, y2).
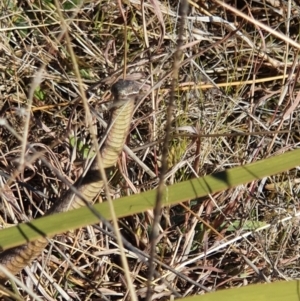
(0, 79, 142, 279)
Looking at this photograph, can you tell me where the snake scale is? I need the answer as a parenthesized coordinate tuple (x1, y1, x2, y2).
(0, 79, 142, 279)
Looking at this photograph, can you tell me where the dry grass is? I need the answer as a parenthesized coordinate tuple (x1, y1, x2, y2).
(0, 0, 300, 300)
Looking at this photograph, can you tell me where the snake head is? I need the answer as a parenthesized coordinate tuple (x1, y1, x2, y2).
(111, 79, 148, 103)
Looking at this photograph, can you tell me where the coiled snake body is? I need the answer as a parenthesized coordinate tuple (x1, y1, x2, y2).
(0, 79, 141, 279)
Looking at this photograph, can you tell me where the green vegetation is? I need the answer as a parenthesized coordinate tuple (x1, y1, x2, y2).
(0, 0, 299, 300)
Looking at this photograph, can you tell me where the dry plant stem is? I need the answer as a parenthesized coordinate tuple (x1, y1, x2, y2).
(266, 55, 300, 153)
(0, 268, 44, 301)
(145, 1, 189, 300)
(76, 87, 138, 301)
(132, 129, 296, 152)
(1, 0, 74, 207)
(0, 79, 106, 204)
(213, 0, 300, 50)
(147, 28, 237, 101)
(118, 0, 128, 79)
(94, 220, 209, 292)
(141, 0, 157, 176)
(0, 283, 25, 301)
(53, 0, 116, 287)
(111, 5, 138, 301)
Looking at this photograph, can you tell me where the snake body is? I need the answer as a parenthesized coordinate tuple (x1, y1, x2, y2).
(0, 79, 141, 279)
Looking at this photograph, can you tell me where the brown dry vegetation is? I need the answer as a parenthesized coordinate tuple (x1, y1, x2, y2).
(0, 0, 300, 300)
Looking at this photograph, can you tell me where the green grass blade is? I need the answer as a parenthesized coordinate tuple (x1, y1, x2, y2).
(0, 148, 299, 250)
(177, 279, 300, 301)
